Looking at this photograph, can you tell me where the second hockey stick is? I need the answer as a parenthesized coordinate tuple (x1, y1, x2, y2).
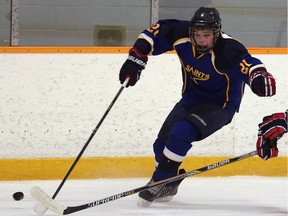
(34, 78, 129, 215)
(31, 150, 257, 215)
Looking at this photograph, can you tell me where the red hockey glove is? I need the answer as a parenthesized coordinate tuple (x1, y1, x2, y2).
(256, 133, 279, 160)
(119, 48, 148, 87)
(248, 70, 276, 97)
(259, 112, 287, 140)
(256, 111, 287, 160)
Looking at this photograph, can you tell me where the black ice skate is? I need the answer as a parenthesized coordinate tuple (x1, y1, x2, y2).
(137, 169, 186, 207)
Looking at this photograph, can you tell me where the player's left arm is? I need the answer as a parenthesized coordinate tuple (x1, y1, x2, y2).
(236, 53, 276, 97)
(225, 39, 276, 97)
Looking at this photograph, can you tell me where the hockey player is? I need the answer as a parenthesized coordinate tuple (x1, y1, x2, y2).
(118, 7, 276, 206)
(256, 111, 287, 160)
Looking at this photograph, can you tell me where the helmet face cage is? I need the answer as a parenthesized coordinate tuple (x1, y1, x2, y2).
(189, 7, 222, 54)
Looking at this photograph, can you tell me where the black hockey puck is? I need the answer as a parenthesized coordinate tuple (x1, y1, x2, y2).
(13, 191, 24, 201)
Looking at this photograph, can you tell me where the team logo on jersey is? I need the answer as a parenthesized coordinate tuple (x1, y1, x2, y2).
(185, 65, 210, 84)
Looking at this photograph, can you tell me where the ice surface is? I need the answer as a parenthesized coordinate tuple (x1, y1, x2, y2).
(0, 176, 287, 216)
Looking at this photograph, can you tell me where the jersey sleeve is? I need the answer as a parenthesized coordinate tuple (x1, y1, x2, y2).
(234, 53, 266, 84)
(215, 35, 267, 84)
(135, 19, 190, 55)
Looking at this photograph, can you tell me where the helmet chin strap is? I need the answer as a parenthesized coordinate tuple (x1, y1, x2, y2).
(194, 44, 212, 54)
(190, 37, 213, 54)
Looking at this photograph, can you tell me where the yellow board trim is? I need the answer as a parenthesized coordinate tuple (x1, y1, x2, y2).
(0, 46, 287, 54)
(1, 156, 287, 181)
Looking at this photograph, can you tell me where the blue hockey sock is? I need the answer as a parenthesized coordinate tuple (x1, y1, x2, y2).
(153, 138, 166, 164)
(152, 155, 181, 182)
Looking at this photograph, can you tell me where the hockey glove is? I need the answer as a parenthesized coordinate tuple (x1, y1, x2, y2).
(256, 111, 287, 160)
(256, 131, 278, 160)
(259, 111, 287, 140)
(248, 70, 276, 97)
(119, 48, 148, 87)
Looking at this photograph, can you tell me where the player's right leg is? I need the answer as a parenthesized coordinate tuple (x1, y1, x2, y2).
(138, 119, 199, 207)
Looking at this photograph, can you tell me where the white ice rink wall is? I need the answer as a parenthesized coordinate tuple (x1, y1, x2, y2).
(0, 47, 287, 179)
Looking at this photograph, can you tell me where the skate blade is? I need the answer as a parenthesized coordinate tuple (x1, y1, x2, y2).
(155, 195, 174, 202)
(137, 197, 152, 207)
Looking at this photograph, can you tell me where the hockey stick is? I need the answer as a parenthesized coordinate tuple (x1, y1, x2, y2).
(31, 150, 257, 215)
(34, 78, 129, 215)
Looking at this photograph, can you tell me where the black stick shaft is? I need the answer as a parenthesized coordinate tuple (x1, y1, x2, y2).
(51, 82, 127, 199)
(63, 150, 257, 214)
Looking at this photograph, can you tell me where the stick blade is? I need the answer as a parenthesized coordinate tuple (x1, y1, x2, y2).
(31, 186, 66, 215)
(34, 203, 47, 216)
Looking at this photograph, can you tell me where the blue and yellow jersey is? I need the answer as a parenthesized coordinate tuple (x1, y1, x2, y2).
(136, 19, 266, 113)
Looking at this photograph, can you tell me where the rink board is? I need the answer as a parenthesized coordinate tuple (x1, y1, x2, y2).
(0, 47, 287, 181)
